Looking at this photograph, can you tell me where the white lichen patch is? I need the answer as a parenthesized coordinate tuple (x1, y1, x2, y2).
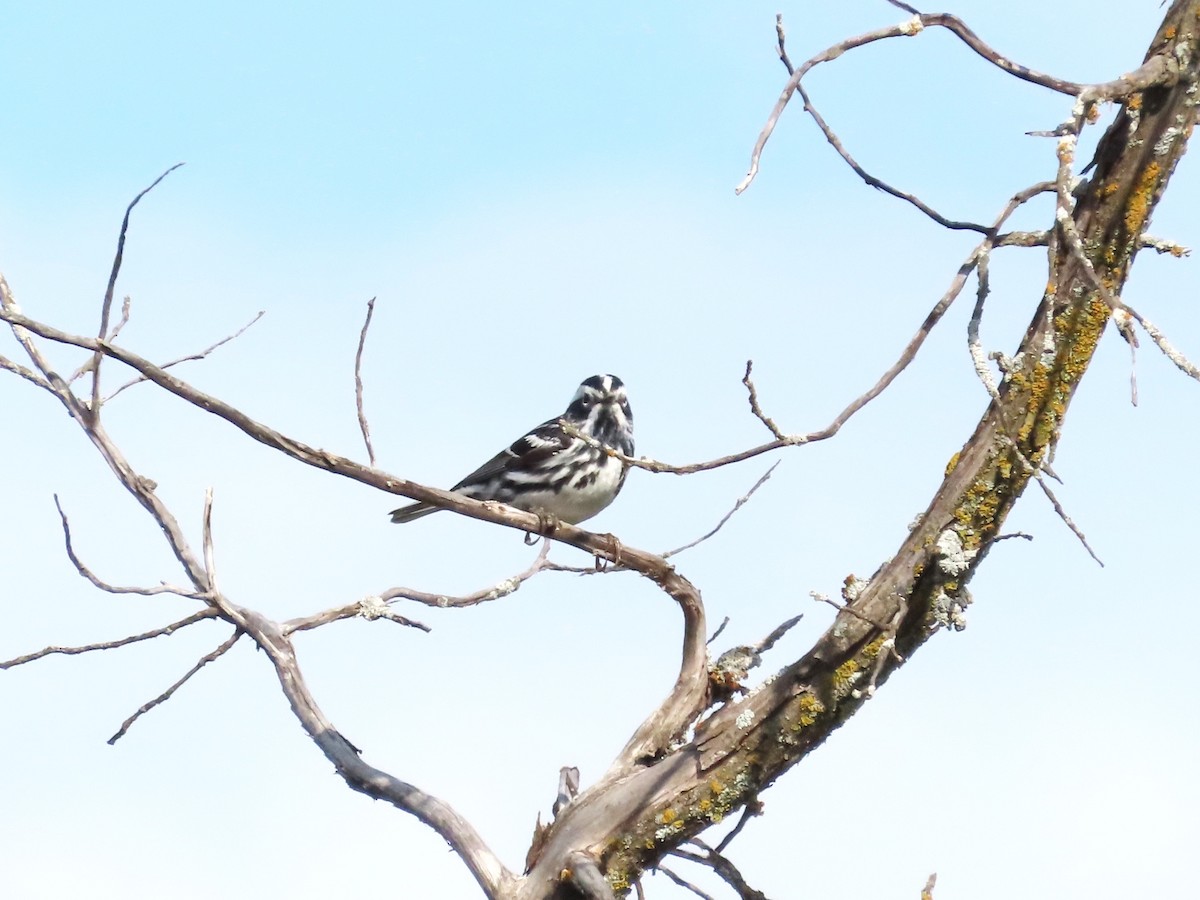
(358, 595, 387, 620)
(736, 708, 755, 729)
(842, 575, 870, 603)
(1154, 125, 1183, 157)
(931, 588, 969, 632)
(935, 529, 976, 576)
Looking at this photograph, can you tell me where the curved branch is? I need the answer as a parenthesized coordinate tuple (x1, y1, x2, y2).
(737, 10, 1178, 196)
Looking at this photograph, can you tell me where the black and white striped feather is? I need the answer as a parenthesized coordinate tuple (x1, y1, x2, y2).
(389, 374, 634, 525)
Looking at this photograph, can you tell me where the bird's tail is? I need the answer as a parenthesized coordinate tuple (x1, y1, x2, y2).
(389, 502, 440, 524)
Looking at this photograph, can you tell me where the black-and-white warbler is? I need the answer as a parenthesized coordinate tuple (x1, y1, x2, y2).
(389, 374, 635, 525)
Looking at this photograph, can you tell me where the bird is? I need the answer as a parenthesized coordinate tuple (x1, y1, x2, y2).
(389, 374, 635, 526)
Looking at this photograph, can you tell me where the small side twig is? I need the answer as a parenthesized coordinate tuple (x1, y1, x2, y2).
(706, 617, 731, 646)
(284, 595, 431, 635)
(663, 462, 780, 559)
(107, 629, 241, 745)
(741, 361, 786, 440)
(202, 488, 218, 598)
(657, 866, 716, 900)
(674, 839, 771, 900)
(104, 310, 265, 401)
(354, 297, 378, 466)
(282, 540, 552, 634)
(0, 353, 52, 390)
(53, 495, 203, 598)
(715, 799, 764, 854)
(774, 13, 988, 232)
(0, 609, 221, 669)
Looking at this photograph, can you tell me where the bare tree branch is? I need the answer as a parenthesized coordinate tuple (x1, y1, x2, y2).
(737, 11, 1178, 195)
(0, 351, 51, 390)
(354, 297, 378, 467)
(657, 866, 716, 900)
(674, 840, 769, 900)
(283, 596, 431, 635)
(774, 13, 991, 232)
(202, 488, 218, 597)
(104, 309, 265, 401)
(107, 629, 241, 745)
(740, 362, 785, 440)
(0, 610, 221, 669)
(2, 265, 518, 898)
(379, 539, 553, 609)
(663, 463, 779, 559)
(714, 800, 763, 855)
(91, 163, 183, 414)
(72, 296, 131, 383)
(53, 494, 204, 598)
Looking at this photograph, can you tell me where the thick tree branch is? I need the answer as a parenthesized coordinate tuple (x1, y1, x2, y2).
(521, 6, 1200, 894)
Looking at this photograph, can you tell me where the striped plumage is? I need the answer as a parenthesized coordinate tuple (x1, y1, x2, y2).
(389, 375, 634, 525)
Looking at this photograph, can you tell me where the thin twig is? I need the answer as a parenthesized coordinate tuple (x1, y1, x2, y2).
(107, 629, 240, 745)
(995, 531, 1034, 543)
(284, 595, 431, 635)
(283, 540, 552, 633)
(810, 590, 893, 630)
(91, 164, 184, 414)
(72, 296, 132, 383)
(104, 310, 265, 401)
(657, 866, 716, 900)
(741, 361, 785, 440)
(706, 617, 731, 646)
(202, 488, 218, 598)
(739, 9, 1179, 197)
(714, 800, 763, 854)
(754, 614, 803, 654)
(674, 840, 771, 900)
(53, 494, 204, 598)
(1031, 472, 1103, 566)
(0, 610, 221, 669)
(354, 297, 378, 466)
(922, 872, 938, 900)
(777, 11, 990, 232)
(0, 353, 51, 391)
(663, 462, 780, 559)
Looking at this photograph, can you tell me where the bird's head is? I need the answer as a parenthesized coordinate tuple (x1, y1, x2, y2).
(564, 374, 634, 453)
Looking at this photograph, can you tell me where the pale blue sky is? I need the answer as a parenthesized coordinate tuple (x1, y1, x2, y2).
(2, 2, 1198, 898)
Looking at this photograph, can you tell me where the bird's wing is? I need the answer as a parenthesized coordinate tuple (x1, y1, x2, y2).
(451, 417, 570, 490)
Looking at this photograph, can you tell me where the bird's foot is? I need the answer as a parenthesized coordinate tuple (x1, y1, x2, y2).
(525, 511, 561, 544)
(594, 533, 623, 570)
